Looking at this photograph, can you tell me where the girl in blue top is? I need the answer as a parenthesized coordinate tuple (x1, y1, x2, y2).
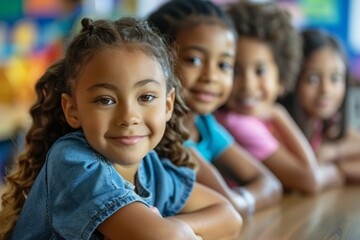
(148, 0, 282, 217)
(0, 17, 241, 240)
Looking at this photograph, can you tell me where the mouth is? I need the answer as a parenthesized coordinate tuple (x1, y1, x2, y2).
(190, 89, 220, 103)
(109, 135, 145, 146)
(235, 96, 259, 108)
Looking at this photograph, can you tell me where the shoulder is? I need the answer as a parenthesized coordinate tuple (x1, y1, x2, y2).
(216, 110, 269, 136)
(48, 130, 104, 165)
(142, 151, 195, 182)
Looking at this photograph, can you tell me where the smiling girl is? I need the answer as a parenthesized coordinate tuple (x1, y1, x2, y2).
(0, 17, 241, 240)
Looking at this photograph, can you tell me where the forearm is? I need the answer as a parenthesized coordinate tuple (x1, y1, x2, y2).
(319, 132, 360, 163)
(171, 203, 242, 240)
(192, 149, 247, 213)
(271, 105, 318, 169)
(239, 172, 282, 213)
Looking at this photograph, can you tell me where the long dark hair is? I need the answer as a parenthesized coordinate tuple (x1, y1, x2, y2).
(283, 29, 349, 141)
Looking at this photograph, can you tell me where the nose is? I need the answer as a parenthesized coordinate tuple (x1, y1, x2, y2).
(201, 61, 219, 83)
(116, 103, 140, 127)
(240, 70, 256, 92)
(319, 77, 330, 94)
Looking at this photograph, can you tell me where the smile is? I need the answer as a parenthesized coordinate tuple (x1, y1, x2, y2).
(110, 136, 145, 146)
(191, 90, 219, 102)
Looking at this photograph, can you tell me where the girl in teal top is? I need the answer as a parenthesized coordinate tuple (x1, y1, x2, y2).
(148, 0, 282, 218)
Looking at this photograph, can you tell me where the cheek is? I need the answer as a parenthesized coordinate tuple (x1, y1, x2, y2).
(177, 66, 193, 88)
(147, 106, 168, 132)
(222, 75, 234, 92)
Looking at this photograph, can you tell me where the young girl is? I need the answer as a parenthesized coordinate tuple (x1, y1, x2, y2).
(283, 29, 360, 184)
(215, 1, 344, 194)
(148, 0, 282, 217)
(0, 17, 242, 240)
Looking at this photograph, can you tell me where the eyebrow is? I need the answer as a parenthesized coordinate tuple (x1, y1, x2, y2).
(86, 79, 161, 91)
(183, 45, 235, 58)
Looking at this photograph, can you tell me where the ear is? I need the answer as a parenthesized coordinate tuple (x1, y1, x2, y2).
(61, 93, 81, 128)
(165, 88, 175, 122)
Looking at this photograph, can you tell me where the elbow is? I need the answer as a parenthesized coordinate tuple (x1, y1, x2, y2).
(296, 173, 321, 195)
(222, 204, 243, 240)
(210, 203, 243, 240)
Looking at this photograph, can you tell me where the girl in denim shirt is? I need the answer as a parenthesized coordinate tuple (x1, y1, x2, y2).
(0, 17, 241, 240)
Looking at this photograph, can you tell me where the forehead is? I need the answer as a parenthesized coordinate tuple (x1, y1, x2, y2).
(236, 37, 275, 62)
(76, 47, 166, 87)
(306, 46, 345, 69)
(177, 22, 235, 46)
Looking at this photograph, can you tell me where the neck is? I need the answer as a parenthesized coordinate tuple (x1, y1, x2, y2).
(113, 163, 140, 185)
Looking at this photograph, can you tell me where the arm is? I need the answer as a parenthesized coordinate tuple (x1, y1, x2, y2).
(267, 104, 344, 193)
(317, 128, 360, 163)
(97, 202, 198, 240)
(213, 143, 283, 214)
(172, 182, 242, 240)
(192, 148, 248, 215)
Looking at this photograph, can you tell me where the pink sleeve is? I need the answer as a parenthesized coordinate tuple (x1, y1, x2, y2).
(215, 111, 279, 161)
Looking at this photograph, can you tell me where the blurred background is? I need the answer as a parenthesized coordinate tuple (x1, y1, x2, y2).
(1, 0, 360, 182)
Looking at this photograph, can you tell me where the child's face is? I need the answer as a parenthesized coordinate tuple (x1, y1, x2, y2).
(298, 46, 346, 120)
(225, 37, 281, 117)
(62, 47, 174, 166)
(175, 23, 236, 115)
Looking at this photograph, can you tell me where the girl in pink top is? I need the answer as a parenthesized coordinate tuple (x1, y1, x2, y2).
(216, 1, 344, 194)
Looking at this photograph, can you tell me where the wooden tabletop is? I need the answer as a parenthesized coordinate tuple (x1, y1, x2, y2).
(238, 186, 360, 240)
(1, 184, 359, 238)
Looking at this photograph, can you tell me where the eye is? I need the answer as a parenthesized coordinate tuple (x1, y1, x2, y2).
(255, 65, 266, 76)
(331, 73, 344, 85)
(219, 62, 234, 72)
(307, 74, 320, 85)
(185, 57, 202, 66)
(95, 97, 115, 105)
(138, 94, 156, 102)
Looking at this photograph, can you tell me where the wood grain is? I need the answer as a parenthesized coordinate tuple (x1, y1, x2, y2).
(238, 186, 360, 240)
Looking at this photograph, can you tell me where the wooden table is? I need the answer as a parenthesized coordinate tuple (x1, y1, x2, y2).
(238, 186, 360, 240)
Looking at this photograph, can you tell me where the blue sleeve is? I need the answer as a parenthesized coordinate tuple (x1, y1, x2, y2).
(206, 114, 234, 157)
(47, 137, 147, 239)
(139, 152, 196, 217)
(185, 114, 234, 162)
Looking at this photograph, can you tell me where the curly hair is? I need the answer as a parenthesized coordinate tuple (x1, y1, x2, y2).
(147, 0, 236, 46)
(226, 0, 302, 94)
(0, 17, 193, 239)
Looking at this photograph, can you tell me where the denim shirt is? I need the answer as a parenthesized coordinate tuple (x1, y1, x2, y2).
(12, 130, 195, 240)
